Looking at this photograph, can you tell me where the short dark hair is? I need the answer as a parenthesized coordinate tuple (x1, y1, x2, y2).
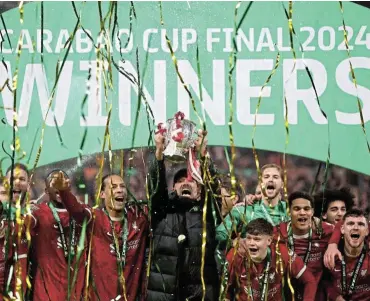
(315, 187, 355, 213)
(245, 218, 273, 236)
(100, 174, 124, 191)
(6, 163, 29, 177)
(288, 191, 314, 208)
(343, 208, 366, 222)
(45, 170, 69, 185)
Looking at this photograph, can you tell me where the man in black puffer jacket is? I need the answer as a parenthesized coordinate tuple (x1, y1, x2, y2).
(145, 130, 221, 301)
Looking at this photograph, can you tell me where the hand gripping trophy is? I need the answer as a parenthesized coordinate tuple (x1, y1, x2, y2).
(156, 111, 204, 184)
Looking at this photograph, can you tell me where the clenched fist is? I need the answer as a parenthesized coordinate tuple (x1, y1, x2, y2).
(194, 129, 208, 157)
(50, 171, 70, 192)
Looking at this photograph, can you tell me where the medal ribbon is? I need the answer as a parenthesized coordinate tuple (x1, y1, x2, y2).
(260, 201, 286, 227)
(341, 246, 366, 298)
(259, 260, 271, 301)
(103, 209, 129, 278)
(247, 248, 271, 301)
(287, 222, 312, 265)
(48, 202, 76, 259)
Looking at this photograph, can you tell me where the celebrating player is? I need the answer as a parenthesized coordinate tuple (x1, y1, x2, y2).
(216, 164, 288, 246)
(326, 209, 370, 300)
(276, 191, 334, 300)
(51, 171, 149, 301)
(28, 170, 86, 300)
(226, 218, 316, 300)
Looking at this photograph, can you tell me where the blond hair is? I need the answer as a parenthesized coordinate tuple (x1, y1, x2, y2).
(261, 164, 283, 179)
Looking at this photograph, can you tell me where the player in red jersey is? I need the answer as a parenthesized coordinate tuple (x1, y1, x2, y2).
(324, 213, 370, 271)
(226, 218, 316, 301)
(0, 178, 7, 203)
(28, 170, 86, 301)
(326, 209, 370, 301)
(275, 191, 334, 300)
(0, 163, 31, 299)
(314, 188, 355, 225)
(51, 171, 149, 301)
(0, 177, 8, 299)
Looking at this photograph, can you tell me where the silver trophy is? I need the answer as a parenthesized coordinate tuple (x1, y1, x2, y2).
(162, 115, 197, 163)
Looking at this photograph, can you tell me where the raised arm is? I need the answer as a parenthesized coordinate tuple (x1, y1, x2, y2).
(149, 132, 169, 221)
(50, 171, 92, 225)
(216, 206, 246, 249)
(324, 221, 343, 269)
(59, 190, 92, 224)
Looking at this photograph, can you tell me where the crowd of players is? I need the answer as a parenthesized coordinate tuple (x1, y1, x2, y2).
(0, 130, 368, 301)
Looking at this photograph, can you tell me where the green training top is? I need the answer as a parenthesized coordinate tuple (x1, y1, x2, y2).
(216, 200, 289, 243)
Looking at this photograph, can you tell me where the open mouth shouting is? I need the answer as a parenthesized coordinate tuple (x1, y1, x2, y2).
(12, 189, 22, 200)
(266, 183, 275, 194)
(180, 185, 193, 198)
(114, 196, 125, 203)
(350, 232, 361, 242)
(112, 195, 126, 210)
(248, 247, 259, 256)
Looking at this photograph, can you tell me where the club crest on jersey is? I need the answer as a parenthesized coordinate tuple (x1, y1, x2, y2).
(132, 221, 138, 232)
(243, 286, 252, 295)
(269, 272, 275, 282)
(109, 243, 115, 255)
(361, 269, 367, 277)
(56, 236, 63, 250)
(314, 242, 320, 248)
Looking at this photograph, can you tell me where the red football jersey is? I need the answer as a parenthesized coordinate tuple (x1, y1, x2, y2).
(59, 190, 149, 301)
(0, 221, 10, 293)
(327, 250, 370, 301)
(0, 218, 30, 299)
(329, 220, 370, 245)
(226, 243, 316, 301)
(276, 221, 334, 300)
(30, 203, 86, 301)
(87, 207, 149, 301)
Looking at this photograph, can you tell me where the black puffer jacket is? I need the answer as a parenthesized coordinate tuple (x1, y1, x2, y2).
(146, 159, 220, 301)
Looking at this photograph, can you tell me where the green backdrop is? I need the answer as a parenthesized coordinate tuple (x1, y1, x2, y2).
(0, 1, 370, 174)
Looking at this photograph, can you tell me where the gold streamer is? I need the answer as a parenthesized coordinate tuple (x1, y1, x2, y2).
(28, 17, 80, 181)
(281, 2, 330, 225)
(95, 2, 115, 194)
(9, 8, 27, 297)
(281, 0, 295, 212)
(282, 95, 289, 212)
(120, 150, 124, 179)
(199, 158, 210, 301)
(94, 105, 112, 206)
(158, 2, 205, 130)
(287, 254, 295, 300)
(18, 1, 24, 24)
(338, 1, 370, 152)
(227, 1, 253, 204)
(84, 215, 96, 301)
(158, 3, 211, 300)
(226, 1, 239, 200)
(251, 51, 281, 183)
